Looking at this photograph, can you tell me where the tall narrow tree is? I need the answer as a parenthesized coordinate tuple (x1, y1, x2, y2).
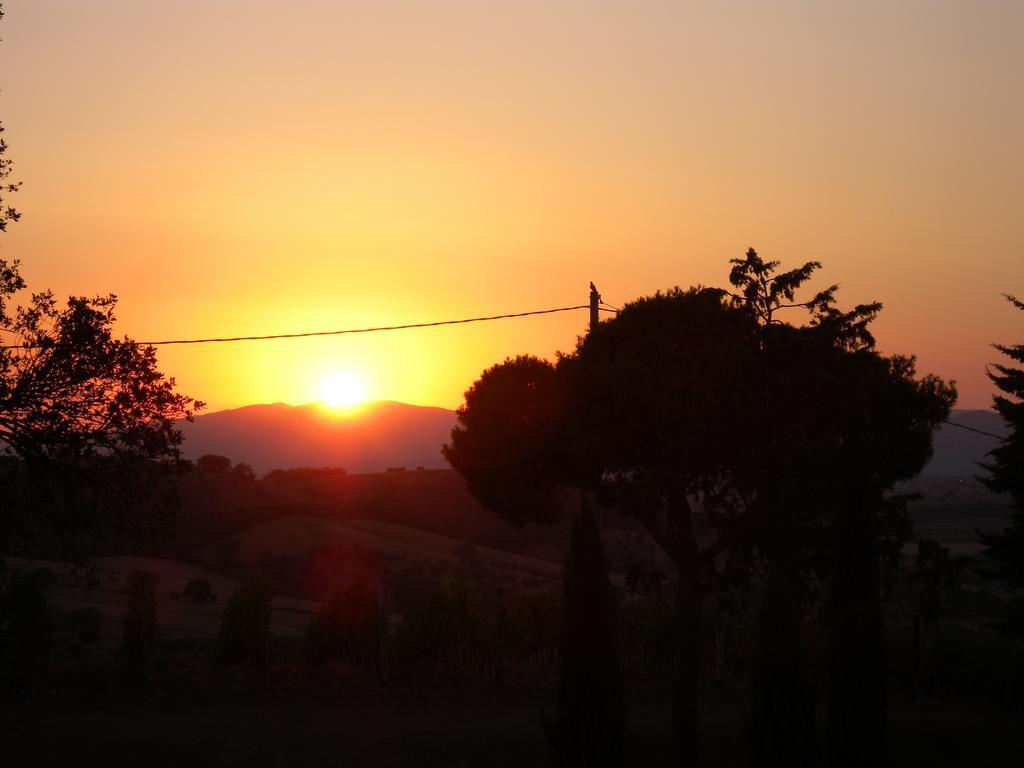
(544, 497, 627, 768)
(979, 295, 1024, 624)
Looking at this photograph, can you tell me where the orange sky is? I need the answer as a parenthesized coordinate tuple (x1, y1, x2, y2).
(1, 1, 1021, 411)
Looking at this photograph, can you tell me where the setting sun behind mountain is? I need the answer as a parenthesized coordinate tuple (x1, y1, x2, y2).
(319, 372, 366, 410)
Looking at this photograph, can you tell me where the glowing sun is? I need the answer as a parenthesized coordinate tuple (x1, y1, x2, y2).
(319, 372, 367, 409)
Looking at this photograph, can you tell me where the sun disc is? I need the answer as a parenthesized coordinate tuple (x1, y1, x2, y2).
(319, 372, 366, 409)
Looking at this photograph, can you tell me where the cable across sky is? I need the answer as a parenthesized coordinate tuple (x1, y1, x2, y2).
(0, 299, 1007, 440)
(1, 303, 620, 350)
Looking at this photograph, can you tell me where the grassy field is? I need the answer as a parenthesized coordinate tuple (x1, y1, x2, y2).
(5, 556, 320, 647)
(207, 515, 562, 580)
(6, 675, 1021, 768)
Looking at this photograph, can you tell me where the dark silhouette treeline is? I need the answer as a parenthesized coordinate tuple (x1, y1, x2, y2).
(445, 249, 964, 766)
(2, 2, 1023, 758)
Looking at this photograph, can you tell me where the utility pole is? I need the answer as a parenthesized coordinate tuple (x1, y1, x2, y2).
(589, 281, 601, 332)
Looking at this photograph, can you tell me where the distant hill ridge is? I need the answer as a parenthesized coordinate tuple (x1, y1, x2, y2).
(179, 400, 457, 476)
(180, 402, 1007, 478)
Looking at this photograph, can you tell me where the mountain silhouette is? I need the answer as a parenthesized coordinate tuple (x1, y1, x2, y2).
(179, 404, 1005, 478)
(178, 401, 457, 476)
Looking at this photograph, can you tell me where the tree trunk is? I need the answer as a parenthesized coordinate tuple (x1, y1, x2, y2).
(827, 494, 887, 768)
(672, 518, 703, 767)
(749, 552, 817, 767)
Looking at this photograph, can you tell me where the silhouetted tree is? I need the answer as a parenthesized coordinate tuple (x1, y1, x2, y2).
(447, 250, 953, 767)
(544, 498, 627, 768)
(909, 537, 963, 699)
(214, 579, 272, 677)
(568, 286, 765, 767)
(231, 462, 255, 480)
(303, 579, 378, 668)
(196, 454, 232, 474)
(444, 355, 571, 527)
(980, 295, 1024, 594)
(183, 578, 215, 605)
(119, 570, 159, 685)
(0, 41, 200, 557)
(395, 579, 482, 667)
(67, 606, 103, 646)
(724, 249, 954, 767)
(447, 293, 756, 766)
(0, 564, 54, 704)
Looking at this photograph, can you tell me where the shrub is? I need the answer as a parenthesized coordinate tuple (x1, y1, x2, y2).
(0, 566, 56, 698)
(119, 570, 159, 684)
(231, 462, 255, 480)
(303, 580, 378, 668)
(196, 454, 232, 474)
(396, 580, 482, 666)
(183, 578, 215, 605)
(543, 502, 626, 768)
(214, 580, 272, 675)
(67, 606, 102, 645)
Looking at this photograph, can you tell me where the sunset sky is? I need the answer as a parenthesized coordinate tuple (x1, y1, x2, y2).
(1, 1, 1020, 412)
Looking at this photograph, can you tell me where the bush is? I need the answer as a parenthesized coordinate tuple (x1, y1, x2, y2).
(119, 570, 159, 684)
(0, 565, 56, 698)
(231, 462, 255, 481)
(67, 606, 102, 645)
(196, 454, 232, 474)
(396, 580, 483, 666)
(183, 579, 215, 605)
(262, 466, 346, 484)
(505, 591, 560, 658)
(214, 580, 272, 674)
(543, 502, 626, 768)
(922, 624, 1018, 704)
(303, 580, 379, 668)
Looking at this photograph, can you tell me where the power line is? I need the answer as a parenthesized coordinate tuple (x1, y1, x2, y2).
(941, 419, 1004, 440)
(1, 304, 595, 350)
(3, 298, 1007, 445)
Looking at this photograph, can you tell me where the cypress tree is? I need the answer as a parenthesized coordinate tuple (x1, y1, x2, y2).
(119, 570, 159, 686)
(980, 295, 1024, 590)
(544, 497, 627, 768)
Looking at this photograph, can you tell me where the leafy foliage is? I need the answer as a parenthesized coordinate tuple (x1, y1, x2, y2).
(182, 578, 215, 605)
(396, 580, 483, 666)
(118, 570, 159, 684)
(195, 454, 232, 474)
(446, 247, 955, 766)
(979, 295, 1024, 592)
(544, 500, 626, 768)
(66, 606, 103, 646)
(0, 113, 200, 557)
(213, 579, 272, 674)
(0, 564, 55, 699)
(303, 579, 378, 668)
(444, 355, 571, 526)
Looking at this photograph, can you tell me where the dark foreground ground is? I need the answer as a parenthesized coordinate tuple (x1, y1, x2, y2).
(5, 678, 1021, 768)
